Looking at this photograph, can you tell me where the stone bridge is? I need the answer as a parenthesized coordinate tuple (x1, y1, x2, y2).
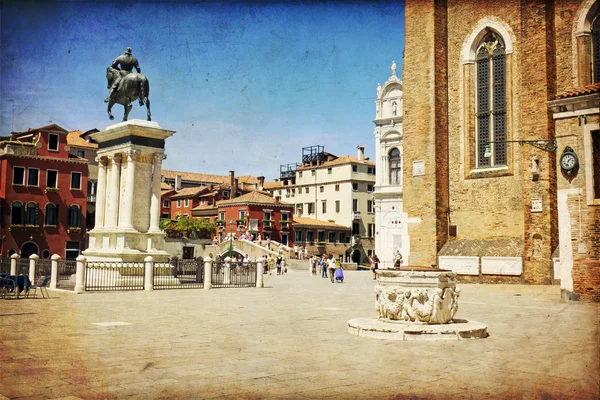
(205, 239, 291, 260)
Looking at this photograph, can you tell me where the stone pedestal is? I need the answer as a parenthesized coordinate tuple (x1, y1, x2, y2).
(348, 267, 488, 340)
(83, 120, 175, 262)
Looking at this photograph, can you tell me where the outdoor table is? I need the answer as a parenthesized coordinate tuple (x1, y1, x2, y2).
(7, 275, 32, 297)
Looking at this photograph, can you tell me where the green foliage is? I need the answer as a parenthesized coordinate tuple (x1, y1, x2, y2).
(160, 216, 217, 239)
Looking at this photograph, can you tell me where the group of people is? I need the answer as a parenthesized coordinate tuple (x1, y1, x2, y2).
(293, 245, 308, 260)
(369, 250, 403, 279)
(261, 254, 288, 275)
(309, 254, 344, 283)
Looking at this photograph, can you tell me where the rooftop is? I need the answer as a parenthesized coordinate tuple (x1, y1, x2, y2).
(67, 130, 99, 150)
(297, 155, 375, 171)
(170, 186, 210, 200)
(555, 83, 600, 99)
(217, 191, 292, 207)
(293, 216, 349, 229)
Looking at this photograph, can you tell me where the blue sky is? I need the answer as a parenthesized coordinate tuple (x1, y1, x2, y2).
(1, 1, 404, 180)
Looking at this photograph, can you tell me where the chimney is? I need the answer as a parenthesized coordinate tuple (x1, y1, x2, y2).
(175, 174, 182, 191)
(258, 176, 265, 190)
(229, 171, 236, 199)
(234, 178, 239, 198)
(357, 145, 365, 162)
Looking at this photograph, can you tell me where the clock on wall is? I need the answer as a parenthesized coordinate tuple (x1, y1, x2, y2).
(559, 146, 579, 175)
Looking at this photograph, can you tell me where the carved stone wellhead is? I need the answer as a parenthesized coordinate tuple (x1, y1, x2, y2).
(374, 269, 460, 324)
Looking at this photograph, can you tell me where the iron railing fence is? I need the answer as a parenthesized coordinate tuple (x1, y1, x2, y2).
(57, 260, 77, 281)
(36, 259, 52, 277)
(85, 262, 145, 292)
(153, 259, 204, 290)
(0, 258, 10, 274)
(15, 258, 29, 275)
(212, 260, 257, 288)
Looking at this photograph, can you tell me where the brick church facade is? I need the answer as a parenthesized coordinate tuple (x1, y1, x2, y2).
(402, 0, 599, 301)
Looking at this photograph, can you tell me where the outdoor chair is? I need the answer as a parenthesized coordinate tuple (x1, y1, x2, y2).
(0, 276, 16, 299)
(27, 275, 51, 299)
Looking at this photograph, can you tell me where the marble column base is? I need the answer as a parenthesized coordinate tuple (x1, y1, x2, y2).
(83, 230, 169, 262)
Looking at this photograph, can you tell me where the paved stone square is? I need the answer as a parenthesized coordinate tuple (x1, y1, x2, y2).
(1, 267, 598, 399)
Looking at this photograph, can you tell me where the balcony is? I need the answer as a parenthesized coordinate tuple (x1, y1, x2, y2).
(262, 220, 274, 230)
(87, 194, 96, 203)
(352, 211, 361, 220)
(281, 221, 290, 230)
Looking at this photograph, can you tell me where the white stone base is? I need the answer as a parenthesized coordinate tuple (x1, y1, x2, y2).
(82, 249, 169, 263)
(347, 317, 488, 341)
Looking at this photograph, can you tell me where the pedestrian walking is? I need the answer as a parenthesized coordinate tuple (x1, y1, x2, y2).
(320, 255, 327, 278)
(370, 254, 380, 280)
(276, 255, 283, 275)
(327, 255, 337, 283)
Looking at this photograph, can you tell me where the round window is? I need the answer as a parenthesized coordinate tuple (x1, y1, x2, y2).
(42, 249, 51, 259)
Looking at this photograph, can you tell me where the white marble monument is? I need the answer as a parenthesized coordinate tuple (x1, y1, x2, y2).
(373, 62, 410, 266)
(83, 119, 175, 261)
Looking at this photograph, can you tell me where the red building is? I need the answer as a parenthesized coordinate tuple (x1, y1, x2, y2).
(0, 124, 88, 259)
(216, 191, 294, 246)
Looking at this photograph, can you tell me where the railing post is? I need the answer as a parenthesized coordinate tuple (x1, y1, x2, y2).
(74, 255, 87, 294)
(256, 259, 264, 288)
(10, 253, 18, 275)
(144, 256, 154, 291)
(29, 254, 39, 282)
(224, 256, 231, 285)
(50, 254, 60, 290)
(204, 256, 212, 290)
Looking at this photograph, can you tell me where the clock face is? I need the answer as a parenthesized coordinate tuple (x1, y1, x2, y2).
(560, 152, 578, 172)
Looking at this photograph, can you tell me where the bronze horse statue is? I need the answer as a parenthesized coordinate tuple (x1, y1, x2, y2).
(105, 67, 151, 121)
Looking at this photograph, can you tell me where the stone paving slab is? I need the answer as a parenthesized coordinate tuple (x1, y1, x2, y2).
(0, 268, 598, 399)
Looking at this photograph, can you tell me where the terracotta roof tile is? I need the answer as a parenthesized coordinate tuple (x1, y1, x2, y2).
(191, 204, 218, 212)
(160, 181, 173, 190)
(293, 217, 349, 229)
(263, 181, 283, 189)
(555, 83, 600, 99)
(162, 170, 230, 185)
(170, 186, 210, 200)
(67, 130, 99, 149)
(217, 191, 292, 206)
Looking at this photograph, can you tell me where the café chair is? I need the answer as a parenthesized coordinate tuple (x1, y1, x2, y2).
(0, 276, 16, 299)
(27, 275, 51, 299)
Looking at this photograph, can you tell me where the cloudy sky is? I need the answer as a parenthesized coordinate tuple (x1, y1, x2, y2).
(1, 1, 405, 180)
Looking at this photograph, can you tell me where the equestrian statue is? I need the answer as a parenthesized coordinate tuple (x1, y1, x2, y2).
(105, 47, 151, 121)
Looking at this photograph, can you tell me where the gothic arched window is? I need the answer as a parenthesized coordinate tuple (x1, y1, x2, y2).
(476, 31, 507, 168)
(45, 203, 58, 226)
(389, 148, 401, 185)
(25, 202, 39, 225)
(11, 201, 23, 225)
(593, 10, 600, 83)
(68, 205, 80, 228)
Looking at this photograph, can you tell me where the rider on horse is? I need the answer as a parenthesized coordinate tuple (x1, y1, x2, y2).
(104, 47, 141, 103)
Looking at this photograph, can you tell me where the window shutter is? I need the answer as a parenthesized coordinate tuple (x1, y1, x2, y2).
(34, 204, 39, 225)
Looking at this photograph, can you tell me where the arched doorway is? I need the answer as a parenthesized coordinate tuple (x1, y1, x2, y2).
(20, 242, 39, 258)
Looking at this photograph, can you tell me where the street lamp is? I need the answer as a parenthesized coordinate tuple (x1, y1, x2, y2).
(229, 219, 234, 258)
(484, 139, 557, 158)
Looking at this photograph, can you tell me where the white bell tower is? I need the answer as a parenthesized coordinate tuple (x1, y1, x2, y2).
(373, 62, 410, 267)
